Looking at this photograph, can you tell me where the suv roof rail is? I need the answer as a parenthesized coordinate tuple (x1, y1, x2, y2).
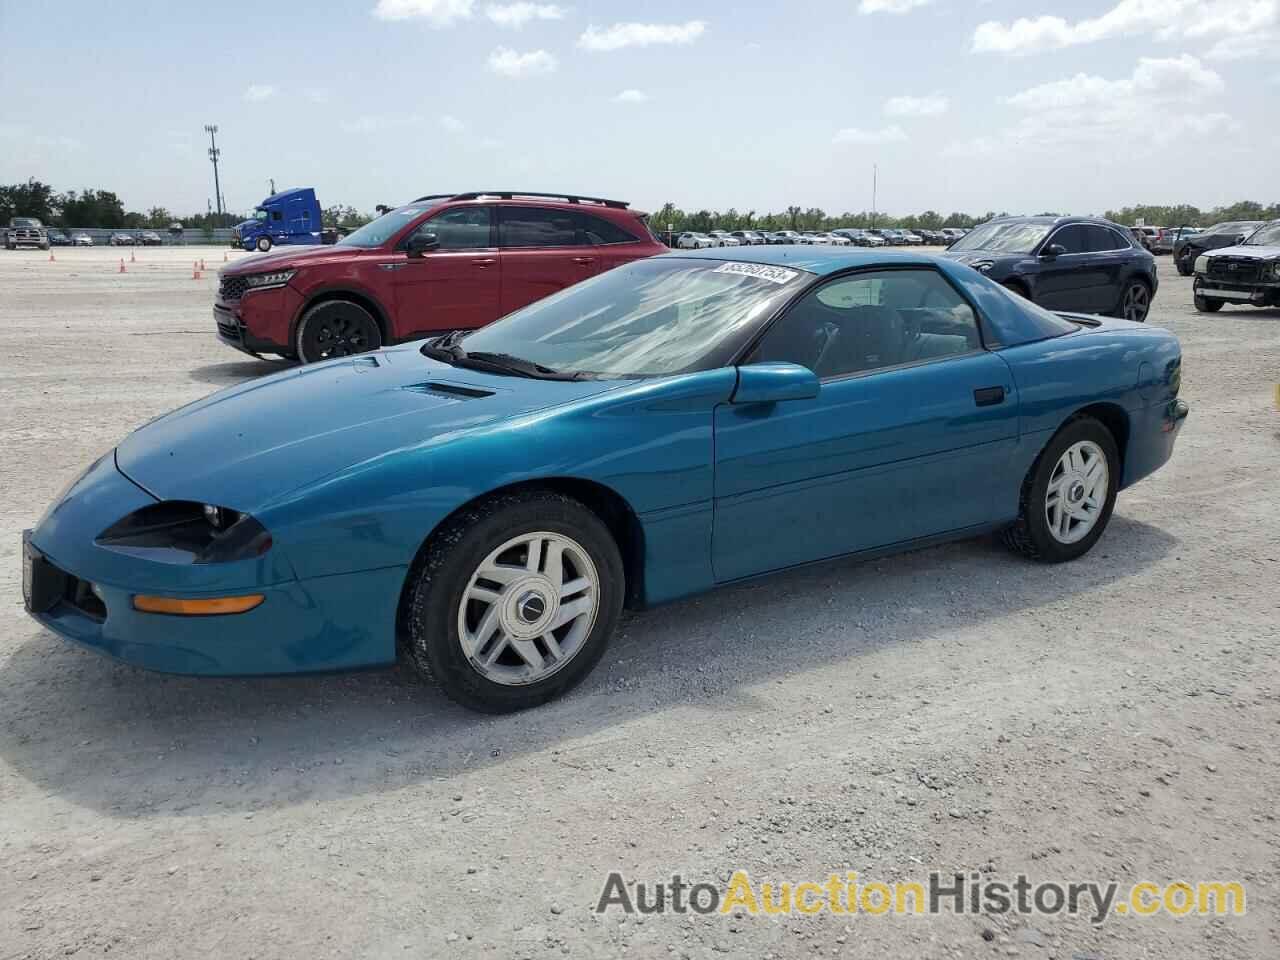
(410, 193, 461, 203)
(447, 191, 630, 209)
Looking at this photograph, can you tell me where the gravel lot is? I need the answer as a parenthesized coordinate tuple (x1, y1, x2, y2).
(1, 245, 1277, 959)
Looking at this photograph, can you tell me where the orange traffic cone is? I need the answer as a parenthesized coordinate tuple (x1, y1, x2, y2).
(222, 251, 228, 262)
(48, 251, 55, 262)
(118, 259, 126, 274)
(192, 261, 201, 280)
(130, 250, 136, 263)
(199, 258, 206, 272)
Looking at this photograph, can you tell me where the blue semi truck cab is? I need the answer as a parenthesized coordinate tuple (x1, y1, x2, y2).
(233, 187, 337, 252)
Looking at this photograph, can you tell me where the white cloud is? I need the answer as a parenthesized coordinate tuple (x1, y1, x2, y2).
(244, 84, 277, 102)
(858, 0, 931, 13)
(485, 2, 566, 28)
(439, 114, 465, 132)
(373, 0, 475, 26)
(487, 46, 558, 76)
(947, 55, 1235, 157)
(833, 125, 908, 145)
(613, 89, 650, 103)
(1205, 31, 1280, 60)
(578, 20, 706, 51)
(884, 94, 948, 116)
(973, 0, 1278, 55)
(304, 88, 329, 104)
(1004, 55, 1222, 110)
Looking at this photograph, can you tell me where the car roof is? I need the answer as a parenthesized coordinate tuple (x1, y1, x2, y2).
(663, 245, 950, 276)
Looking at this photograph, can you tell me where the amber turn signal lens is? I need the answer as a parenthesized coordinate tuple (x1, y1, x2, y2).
(133, 594, 264, 616)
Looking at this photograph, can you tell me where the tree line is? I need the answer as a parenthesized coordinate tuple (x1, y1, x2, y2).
(5, 178, 1277, 234)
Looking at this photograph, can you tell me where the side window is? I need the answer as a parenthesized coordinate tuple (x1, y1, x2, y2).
(579, 213, 638, 245)
(749, 270, 981, 379)
(271, 210, 283, 222)
(1048, 224, 1088, 253)
(500, 207, 579, 248)
(414, 206, 493, 250)
(1087, 225, 1129, 252)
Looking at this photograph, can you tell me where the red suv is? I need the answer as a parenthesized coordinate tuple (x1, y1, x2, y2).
(214, 191, 665, 363)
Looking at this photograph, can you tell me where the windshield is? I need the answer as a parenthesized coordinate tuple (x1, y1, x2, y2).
(1243, 221, 1280, 246)
(338, 204, 428, 248)
(454, 257, 810, 377)
(252, 209, 268, 221)
(950, 221, 1052, 254)
(11, 218, 40, 227)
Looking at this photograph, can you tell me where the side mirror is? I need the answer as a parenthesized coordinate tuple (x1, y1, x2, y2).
(1041, 243, 1067, 258)
(406, 232, 439, 258)
(733, 362, 820, 405)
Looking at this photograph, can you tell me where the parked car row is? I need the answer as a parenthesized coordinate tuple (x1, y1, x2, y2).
(675, 226, 968, 249)
(2, 223, 172, 248)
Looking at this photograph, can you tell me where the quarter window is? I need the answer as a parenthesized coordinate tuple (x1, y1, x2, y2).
(749, 269, 981, 379)
(579, 213, 638, 245)
(500, 207, 579, 248)
(413, 206, 494, 250)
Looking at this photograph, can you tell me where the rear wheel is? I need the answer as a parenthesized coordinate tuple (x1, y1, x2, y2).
(404, 491, 624, 713)
(1176, 254, 1193, 277)
(1002, 417, 1119, 563)
(256, 236, 272, 253)
(295, 299, 383, 363)
(1114, 279, 1151, 322)
(1194, 292, 1224, 313)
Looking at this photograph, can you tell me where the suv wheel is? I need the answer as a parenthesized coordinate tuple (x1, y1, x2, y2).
(1114, 280, 1151, 323)
(295, 299, 383, 363)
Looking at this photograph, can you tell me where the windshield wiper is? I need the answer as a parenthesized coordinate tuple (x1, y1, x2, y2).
(420, 337, 588, 380)
(459, 351, 588, 381)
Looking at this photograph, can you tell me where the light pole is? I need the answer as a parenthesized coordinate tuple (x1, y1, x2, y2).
(871, 163, 878, 230)
(205, 124, 223, 219)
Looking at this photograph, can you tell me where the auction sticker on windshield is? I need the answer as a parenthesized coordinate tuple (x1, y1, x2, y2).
(713, 262, 801, 285)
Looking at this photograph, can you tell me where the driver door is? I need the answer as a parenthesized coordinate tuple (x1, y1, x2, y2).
(712, 268, 1018, 583)
(390, 206, 501, 337)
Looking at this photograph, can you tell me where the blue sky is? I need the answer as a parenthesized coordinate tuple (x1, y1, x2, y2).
(1, 0, 1276, 218)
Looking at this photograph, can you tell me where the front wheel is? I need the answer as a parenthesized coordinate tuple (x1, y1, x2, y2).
(1002, 417, 1119, 563)
(1194, 292, 1224, 313)
(295, 299, 382, 363)
(1176, 256, 1193, 277)
(1115, 280, 1151, 323)
(256, 236, 272, 253)
(404, 491, 625, 712)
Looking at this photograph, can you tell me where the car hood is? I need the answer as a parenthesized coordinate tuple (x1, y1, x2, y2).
(222, 243, 371, 274)
(115, 346, 622, 511)
(1202, 244, 1280, 260)
(1186, 233, 1247, 252)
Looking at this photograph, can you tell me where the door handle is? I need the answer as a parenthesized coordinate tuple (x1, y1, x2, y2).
(471, 258, 497, 266)
(377, 262, 407, 272)
(572, 256, 595, 265)
(973, 386, 1005, 407)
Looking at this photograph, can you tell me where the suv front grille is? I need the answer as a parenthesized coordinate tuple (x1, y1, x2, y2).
(1208, 258, 1262, 283)
(219, 275, 249, 301)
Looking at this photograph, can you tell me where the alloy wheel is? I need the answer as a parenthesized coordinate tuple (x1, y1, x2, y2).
(1122, 283, 1150, 322)
(309, 313, 376, 359)
(456, 532, 601, 686)
(1044, 440, 1109, 545)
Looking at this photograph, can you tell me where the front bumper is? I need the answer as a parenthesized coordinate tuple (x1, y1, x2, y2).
(24, 454, 402, 675)
(1193, 276, 1280, 305)
(213, 285, 301, 356)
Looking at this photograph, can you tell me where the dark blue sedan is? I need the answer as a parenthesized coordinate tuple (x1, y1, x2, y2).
(24, 248, 1188, 711)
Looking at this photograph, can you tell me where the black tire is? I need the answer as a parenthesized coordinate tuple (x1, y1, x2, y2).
(1193, 293, 1224, 313)
(1001, 416, 1120, 563)
(1176, 255, 1193, 277)
(256, 236, 272, 253)
(295, 299, 383, 363)
(1113, 279, 1151, 323)
(403, 490, 625, 713)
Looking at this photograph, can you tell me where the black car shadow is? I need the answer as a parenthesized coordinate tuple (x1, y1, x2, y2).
(188, 358, 294, 386)
(0, 516, 1176, 819)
